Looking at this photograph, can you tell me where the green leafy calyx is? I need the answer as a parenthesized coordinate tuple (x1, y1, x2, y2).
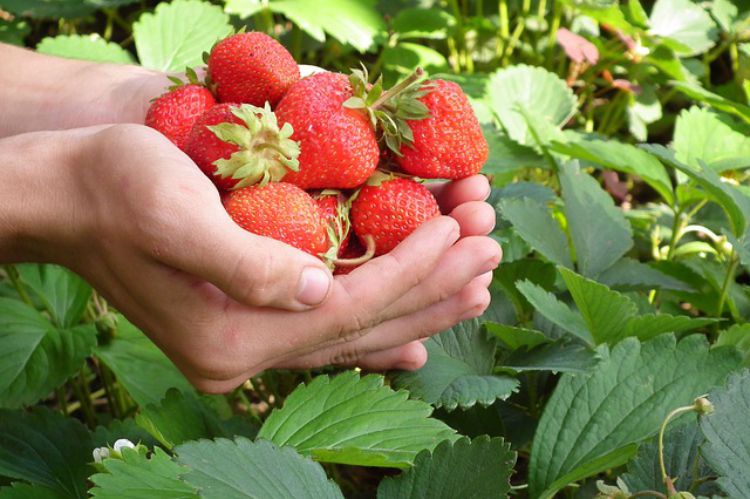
(207, 103, 300, 189)
(345, 65, 431, 156)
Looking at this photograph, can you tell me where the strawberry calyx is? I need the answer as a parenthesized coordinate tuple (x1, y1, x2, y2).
(344, 66, 432, 157)
(318, 190, 355, 266)
(207, 103, 300, 189)
(165, 66, 206, 92)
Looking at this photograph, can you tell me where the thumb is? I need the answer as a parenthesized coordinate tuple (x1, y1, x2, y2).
(165, 216, 333, 311)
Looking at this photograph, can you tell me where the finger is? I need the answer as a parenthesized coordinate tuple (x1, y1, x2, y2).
(449, 201, 497, 237)
(380, 235, 501, 320)
(159, 211, 334, 312)
(324, 215, 460, 332)
(355, 341, 428, 371)
(277, 281, 490, 369)
(428, 175, 491, 213)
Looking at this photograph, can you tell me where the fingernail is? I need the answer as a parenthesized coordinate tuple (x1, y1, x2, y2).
(460, 306, 483, 321)
(482, 182, 492, 201)
(297, 267, 332, 306)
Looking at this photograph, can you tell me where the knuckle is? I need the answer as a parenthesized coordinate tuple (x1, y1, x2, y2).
(228, 244, 279, 306)
(330, 344, 365, 366)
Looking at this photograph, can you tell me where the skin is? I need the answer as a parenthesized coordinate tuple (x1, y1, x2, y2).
(0, 43, 501, 392)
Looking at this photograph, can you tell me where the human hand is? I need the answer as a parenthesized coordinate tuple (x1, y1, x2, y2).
(2, 124, 499, 392)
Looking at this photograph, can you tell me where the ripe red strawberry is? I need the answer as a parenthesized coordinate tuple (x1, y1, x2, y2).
(395, 79, 488, 179)
(224, 182, 330, 256)
(208, 32, 299, 107)
(145, 84, 216, 150)
(184, 103, 299, 191)
(274, 72, 380, 189)
(351, 177, 440, 255)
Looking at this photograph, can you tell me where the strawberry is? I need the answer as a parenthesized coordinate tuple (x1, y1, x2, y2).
(145, 84, 216, 150)
(224, 182, 330, 256)
(184, 103, 299, 191)
(207, 32, 299, 107)
(351, 177, 440, 255)
(274, 72, 380, 189)
(395, 80, 488, 179)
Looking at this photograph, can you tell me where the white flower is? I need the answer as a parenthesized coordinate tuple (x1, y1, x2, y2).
(92, 447, 110, 464)
(113, 438, 136, 452)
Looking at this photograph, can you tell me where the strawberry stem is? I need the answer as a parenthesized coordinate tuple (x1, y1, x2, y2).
(333, 235, 376, 267)
(371, 67, 425, 111)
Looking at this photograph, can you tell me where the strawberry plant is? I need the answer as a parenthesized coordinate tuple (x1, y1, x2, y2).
(1, 0, 750, 497)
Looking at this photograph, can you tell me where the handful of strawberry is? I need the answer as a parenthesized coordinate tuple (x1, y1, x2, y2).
(145, 31, 488, 272)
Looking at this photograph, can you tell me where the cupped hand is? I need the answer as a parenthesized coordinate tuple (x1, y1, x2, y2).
(53, 125, 500, 392)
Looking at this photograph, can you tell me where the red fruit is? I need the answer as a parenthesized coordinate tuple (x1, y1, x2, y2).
(224, 182, 330, 256)
(208, 32, 299, 107)
(396, 80, 488, 179)
(184, 103, 300, 191)
(275, 72, 380, 189)
(351, 178, 440, 255)
(314, 191, 351, 255)
(145, 84, 216, 150)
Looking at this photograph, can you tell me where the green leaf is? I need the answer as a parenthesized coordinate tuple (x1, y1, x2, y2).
(133, 0, 231, 72)
(551, 139, 674, 204)
(644, 145, 750, 235)
(515, 280, 592, 344)
(36, 35, 134, 64)
(257, 372, 458, 468)
(176, 438, 342, 499)
(715, 324, 750, 366)
(483, 128, 549, 173)
(94, 316, 195, 407)
(627, 84, 662, 141)
(136, 389, 256, 449)
(0, 0, 96, 18)
(383, 43, 449, 77)
(0, 298, 96, 408)
(700, 370, 750, 498)
(90, 447, 198, 499)
(492, 258, 557, 316)
(673, 106, 750, 171)
(559, 163, 634, 277)
(0, 483, 68, 499)
(15, 264, 92, 328)
(559, 267, 637, 344)
(621, 420, 719, 497)
(487, 64, 577, 147)
(500, 339, 601, 374)
(671, 81, 750, 123)
(223, 0, 266, 18)
(0, 408, 93, 498)
(270, 0, 384, 52)
(560, 268, 717, 344)
(376, 437, 515, 499)
(487, 323, 549, 351)
(0, 19, 29, 46)
(528, 334, 741, 499)
(391, 8, 454, 39)
(597, 257, 693, 291)
(497, 197, 573, 268)
(648, 0, 718, 56)
(391, 320, 519, 411)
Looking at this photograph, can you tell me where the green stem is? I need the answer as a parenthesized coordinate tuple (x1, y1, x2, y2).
(716, 251, 738, 317)
(71, 368, 97, 428)
(3, 265, 33, 306)
(497, 0, 509, 61)
(56, 386, 68, 415)
(97, 361, 121, 419)
(729, 41, 740, 79)
(546, 0, 562, 66)
(291, 25, 302, 62)
(658, 405, 697, 494)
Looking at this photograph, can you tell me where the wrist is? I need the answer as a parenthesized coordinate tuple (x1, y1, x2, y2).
(0, 129, 89, 264)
